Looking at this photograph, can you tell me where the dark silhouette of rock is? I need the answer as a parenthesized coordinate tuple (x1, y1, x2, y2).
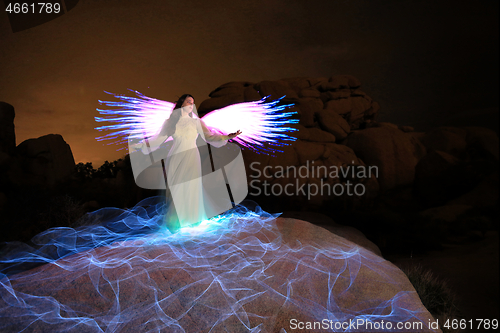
(12, 134, 76, 186)
(464, 126, 499, 161)
(298, 87, 320, 98)
(0, 102, 16, 155)
(448, 171, 498, 207)
(295, 97, 323, 127)
(256, 80, 299, 100)
(419, 127, 468, 159)
(398, 125, 415, 133)
(420, 204, 473, 223)
(344, 126, 424, 191)
(200, 75, 378, 132)
(419, 126, 499, 161)
(317, 108, 350, 140)
(198, 93, 245, 114)
(204, 76, 382, 208)
(328, 74, 361, 89)
(414, 149, 498, 206)
(415, 151, 460, 184)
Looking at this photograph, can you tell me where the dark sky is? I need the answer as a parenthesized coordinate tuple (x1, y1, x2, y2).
(1, 0, 498, 165)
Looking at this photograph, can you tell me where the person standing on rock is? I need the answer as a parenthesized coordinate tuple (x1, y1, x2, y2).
(96, 90, 298, 232)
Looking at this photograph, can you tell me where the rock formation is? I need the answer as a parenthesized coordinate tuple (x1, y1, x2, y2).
(0, 103, 76, 189)
(12, 134, 76, 186)
(0, 76, 496, 330)
(1, 74, 497, 257)
(199, 75, 378, 133)
(344, 125, 426, 191)
(199, 76, 382, 208)
(199, 76, 498, 217)
(0, 102, 15, 155)
(0, 217, 441, 332)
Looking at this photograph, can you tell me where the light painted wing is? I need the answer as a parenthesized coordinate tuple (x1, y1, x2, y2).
(201, 97, 298, 154)
(95, 90, 175, 149)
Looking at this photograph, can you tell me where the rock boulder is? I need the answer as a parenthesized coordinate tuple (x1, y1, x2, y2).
(344, 126, 423, 191)
(0, 217, 440, 332)
(13, 134, 76, 186)
(0, 102, 16, 155)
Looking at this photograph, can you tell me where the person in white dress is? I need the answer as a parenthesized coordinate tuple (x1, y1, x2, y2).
(136, 94, 241, 232)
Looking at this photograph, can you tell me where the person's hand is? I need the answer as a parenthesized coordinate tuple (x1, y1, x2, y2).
(227, 130, 242, 139)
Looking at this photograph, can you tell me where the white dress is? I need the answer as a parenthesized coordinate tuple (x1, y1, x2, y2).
(143, 114, 229, 230)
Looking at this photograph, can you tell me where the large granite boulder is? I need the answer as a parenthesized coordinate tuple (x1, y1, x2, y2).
(463, 126, 499, 161)
(316, 108, 351, 140)
(414, 149, 498, 206)
(243, 141, 380, 208)
(209, 76, 382, 208)
(281, 210, 382, 256)
(413, 150, 460, 204)
(199, 75, 379, 133)
(447, 171, 499, 207)
(0, 217, 440, 332)
(10, 134, 76, 186)
(0, 102, 16, 155)
(419, 204, 473, 224)
(419, 126, 499, 161)
(344, 125, 425, 191)
(419, 127, 468, 159)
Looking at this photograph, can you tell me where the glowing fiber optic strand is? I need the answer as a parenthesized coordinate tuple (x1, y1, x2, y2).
(0, 201, 437, 332)
(95, 90, 175, 148)
(200, 96, 299, 154)
(0, 197, 166, 275)
(95, 90, 299, 154)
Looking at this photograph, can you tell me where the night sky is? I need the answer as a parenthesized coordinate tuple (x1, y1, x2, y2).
(1, 0, 498, 166)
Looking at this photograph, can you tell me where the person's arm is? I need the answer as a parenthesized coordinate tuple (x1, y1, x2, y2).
(130, 129, 170, 154)
(199, 119, 228, 148)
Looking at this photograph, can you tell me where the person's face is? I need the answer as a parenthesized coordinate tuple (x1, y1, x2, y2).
(182, 97, 195, 113)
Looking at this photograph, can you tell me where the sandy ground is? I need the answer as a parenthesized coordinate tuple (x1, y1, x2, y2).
(385, 231, 499, 331)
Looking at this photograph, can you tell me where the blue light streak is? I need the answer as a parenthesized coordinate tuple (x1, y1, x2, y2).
(0, 199, 435, 332)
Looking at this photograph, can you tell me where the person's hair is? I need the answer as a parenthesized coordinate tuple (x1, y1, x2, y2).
(160, 94, 194, 137)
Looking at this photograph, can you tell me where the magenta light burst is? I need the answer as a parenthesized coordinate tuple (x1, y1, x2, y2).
(201, 97, 298, 154)
(95, 91, 299, 154)
(95, 90, 176, 148)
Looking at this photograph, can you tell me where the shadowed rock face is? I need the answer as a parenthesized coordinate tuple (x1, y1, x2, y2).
(281, 210, 382, 256)
(201, 76, 383, 208)
(0, 77, 497, 257)
(0, 217, 441, 333)
(344, 125, 425, 191)
(199, 77, 498, 217)
(199, 75, 377, 133)
(0, 102, 15, 155)
(419, 126, 499, 161)
(413, 127, 499, 206)
(0, 102, 76, 188)
(200, 76, 428, 201)
(11, 134, 76, 186)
